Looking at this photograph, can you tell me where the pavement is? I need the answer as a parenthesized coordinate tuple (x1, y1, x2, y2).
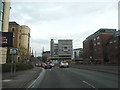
(2, 66, 42, 89)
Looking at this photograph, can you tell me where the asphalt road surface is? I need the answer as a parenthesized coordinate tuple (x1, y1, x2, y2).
(29, 67, 119, 89)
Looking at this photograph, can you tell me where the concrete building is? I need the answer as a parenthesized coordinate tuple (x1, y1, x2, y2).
(83, 28, 116, 63)
(8, 22, 31, 62)
(50, 39, 73, 61)
(53, 43, 58, 57)
(50, 39, 54, 57)
(0, 1, 10, 64)
(58, 40, 73, 58)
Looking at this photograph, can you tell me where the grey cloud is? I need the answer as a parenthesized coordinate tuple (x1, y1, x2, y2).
(31, 38, 50, 44)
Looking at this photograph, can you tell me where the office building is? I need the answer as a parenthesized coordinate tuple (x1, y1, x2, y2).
(50, 39, 73, 61)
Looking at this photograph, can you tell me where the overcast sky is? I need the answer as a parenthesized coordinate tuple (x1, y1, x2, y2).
(10, 0, 119, 56)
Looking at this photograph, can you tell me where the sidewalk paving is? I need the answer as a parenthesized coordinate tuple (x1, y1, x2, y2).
(2, 67, 42, 89)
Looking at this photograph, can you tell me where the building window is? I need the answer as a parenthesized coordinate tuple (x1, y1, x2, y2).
(109, 41, 113, 44)
(97, 42, 100, 45)
(94, 43, 96, 46)
(94, 49, 97, 51)
(19, 36, 21, 39)
(114, 40, 117, 43)
(97, 36, 100, 39)
(94, 38, 96, 41)
(12, 28, 15, 32)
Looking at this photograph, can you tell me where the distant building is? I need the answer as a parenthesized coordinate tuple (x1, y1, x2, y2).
(53, 43, 58, 57)
(58, 40, 73, 58)
(50, 39, 73, 61)
(42, 51, 50, 62)
(83, 28, 116, 63)
(0, 1, 10, 64)
(73, 48, 83, 60)
(50, 39, 54, 57)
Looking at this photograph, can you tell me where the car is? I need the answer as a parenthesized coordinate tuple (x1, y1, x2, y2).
(35, 63, 39, 67)
(50, 63, 55, 67)
(59, 61, 69, 68)
(44, 62, 52, 69)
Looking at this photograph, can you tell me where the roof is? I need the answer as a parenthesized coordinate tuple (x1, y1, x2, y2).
(9, 22, 19, 25)
(85, 28, 116, 40)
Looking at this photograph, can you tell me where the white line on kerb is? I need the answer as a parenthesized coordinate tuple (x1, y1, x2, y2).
(27, 68, 45, 88)
(82, 81, 97, 89)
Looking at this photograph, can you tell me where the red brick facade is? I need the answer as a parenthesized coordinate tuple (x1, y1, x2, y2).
(106, 31, 120, 63)
(83, 28, 117, 63)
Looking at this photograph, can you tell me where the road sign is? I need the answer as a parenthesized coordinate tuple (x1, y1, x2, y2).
(0, 32, 13, 47)
(10, 48, 19, 55)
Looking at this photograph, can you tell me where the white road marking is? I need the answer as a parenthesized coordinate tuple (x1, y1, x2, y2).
(2, 79, 12, 82)
(82, 81, 97, 89)
(27, 68, 46, 88)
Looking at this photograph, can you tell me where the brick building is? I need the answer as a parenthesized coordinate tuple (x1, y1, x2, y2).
(106, 30, 120, 63)
(83, 35, 94, 63)
(8, 22, 31, 62)
(83, 28, 116, 63)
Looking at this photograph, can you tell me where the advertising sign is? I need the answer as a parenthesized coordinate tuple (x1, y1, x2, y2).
(63, 46, 69, 51)
(0, 32, 13, 47)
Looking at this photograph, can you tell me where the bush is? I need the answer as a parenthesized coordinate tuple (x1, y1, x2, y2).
(2, 63, 34, 72)
(2, 63, 12, 72)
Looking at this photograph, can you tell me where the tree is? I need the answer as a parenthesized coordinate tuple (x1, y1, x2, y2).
(19, 47, 29, 62)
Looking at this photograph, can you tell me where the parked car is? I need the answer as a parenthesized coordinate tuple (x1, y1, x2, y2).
(59, 61, 69, 68)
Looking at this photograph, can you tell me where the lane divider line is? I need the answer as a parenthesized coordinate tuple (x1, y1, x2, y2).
(82, 81, 97, 90)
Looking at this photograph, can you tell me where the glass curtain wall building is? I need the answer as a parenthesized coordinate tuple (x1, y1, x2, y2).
(0, 0, 3, 31)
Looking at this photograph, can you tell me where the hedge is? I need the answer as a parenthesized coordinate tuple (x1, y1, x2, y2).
(2, 63, 34, 72)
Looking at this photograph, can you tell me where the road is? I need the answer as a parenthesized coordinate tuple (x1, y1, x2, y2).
(29, 67, 119, 89)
